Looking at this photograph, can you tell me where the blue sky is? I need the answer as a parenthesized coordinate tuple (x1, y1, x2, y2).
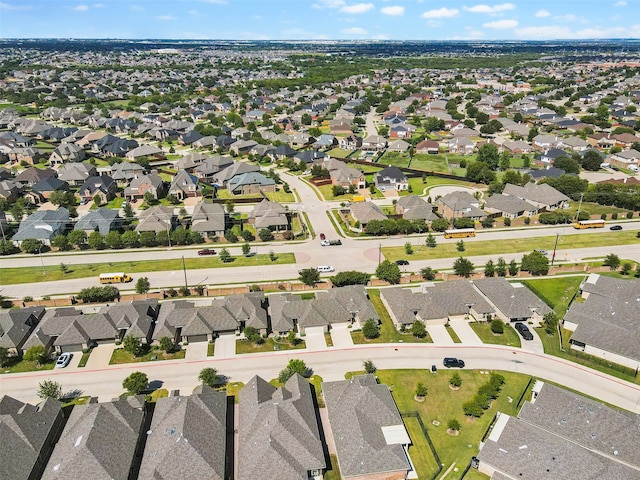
(1, 0, 639, 40)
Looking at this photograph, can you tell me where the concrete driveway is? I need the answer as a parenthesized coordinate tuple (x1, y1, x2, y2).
(330, 324, 354, 348)
(185, 341, 210, 360)
(304, 327, 327, 351)
(518, 326, 546, 354)
(214, 335, 237, 358)
(448, 318, 483, 345)
(84, 343, 117, 369)
(426, 325, 454, 345)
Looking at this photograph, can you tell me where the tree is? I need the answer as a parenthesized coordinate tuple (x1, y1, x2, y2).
(258, 228, 274, 242)
(496, 257, 507, 277)
(456, 240, 465, 252)
(465, 162, 496, 184)
(420, 266, 437, 281)
(363, 360, 377, 374)
(508, 259, 519, 276)
(123, 202, 134, 219)
(37, 380, 62, 400)
(242, 242, 251, 256)
(490, 319, 504, 334)
(159, 336, 175, 353)
(362, 319, 380, 339)
(135, 277, 150, 294)
(139, 231, 157, 247)
(76, 285, 120, 303)
(123, 335, 144, 357)
(431, 218, 450, 232)
(20, 238, 44, 254)
(51, 234, 69, 251)
(449, 372, 462, 388)
(603, 253, 620, 270)
(542, 312, 558, 335)
(481, 217, 495, 229)
(299, 268, 320, 287)
(121, 230, 139, 248)
(87, 231, 105, 250)
(375, 260, 401, 284)
(484, 260, 496, 277)
(520, 251, 549, 276)
(330, 271, 371, 287)
(463, 401, 484, 417)
(404, 242, 413, 255)
(104, 231, 123, 249)
(499, 152, 511, 170)
(621, 262, 633, 276)
(122, 371, 148, 394)
(278, 358, 310, 383)
(477, 144, 500, 170)
(0, 239, 15, 255)
(93, 194, 102, 207)
(411, 321, 427, 338)
(425, 233, 437, 248)
(219, 248, 232, 263)
(453, 257, 474, 278)
(198, 367, 219, 387)
(415, 383, 428, 397)
(453, 217, 474, 229)
(24, 345, 47, 365)
(224, 229, 238, 243)
(448, 419, 461, 432)
(553, 156, 581, 174)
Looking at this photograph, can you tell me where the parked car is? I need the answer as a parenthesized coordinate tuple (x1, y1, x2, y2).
(395, 259, 409, 265)
(317, 265, 335, 272)
(534, 249, 548, 255)
(198, 249, 217, 255)
(443, 357, 465, 368)
(609, 225, 623, 231)
(321, 239, 342, 246)
(319, 232, 326, 240)
(55, 352, 73, 368)
(514, 322, 534, 341)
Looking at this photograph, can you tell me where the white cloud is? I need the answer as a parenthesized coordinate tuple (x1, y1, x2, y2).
(535, 9, 550, 18)
(341, 26, 368, 35)
(73, 4, 89, 11)
(464, 3, 515, 14)
(0, 2, 33, 10)
(422, 7, 459, 19)
(381, 5, 404, 16)
(312, 0, 345, 8)
(614, 1, 627, 6)
(340, 3, 374, 14)
(483, 19, 518, 29)
(156, 14, 176, 20)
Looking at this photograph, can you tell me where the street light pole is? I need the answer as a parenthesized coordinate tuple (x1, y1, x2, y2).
(182, 255, 188, 291)
(38, 245, 45, 275)
(551, 232, 560, 266)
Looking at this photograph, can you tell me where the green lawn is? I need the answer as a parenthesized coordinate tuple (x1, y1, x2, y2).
(146, 389, 169, 402)
(403, 414, 442, 479)
(78, 350, 91, 368)
(567, 200, 628, 217)
(1, 253, 296, 285)
(222, 381, 245, 403)
(372, 369, 532, 479)
(236, 337, 306, 354)
(323, 455, 342, 480)
(109, 347, 186, 365)
(61, 396, 91, 407)
(469, 323, 522, 348)
(523, 276, 584, 316)
(382, 231, 640, 262)
(207, 342, 215, 356)
(446, 325, 463, 343)
(1, 359, 55, 374)
(350, 289, 432, 344)
(308, 374, 325, 407)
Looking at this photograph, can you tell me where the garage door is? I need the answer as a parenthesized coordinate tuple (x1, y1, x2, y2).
(187, 334, 208, 343)
(60, 344, 83, 353)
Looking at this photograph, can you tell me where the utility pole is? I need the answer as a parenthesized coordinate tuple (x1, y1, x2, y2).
(575, 193, 584, 222)
(551, 232, 560, 266)
(182, 256, 188, 291)
(378, 243, 381, 266)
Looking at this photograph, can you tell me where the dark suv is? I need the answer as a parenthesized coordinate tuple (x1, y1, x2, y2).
(514, 322, 534, 341)
(443, 357, 465, 368)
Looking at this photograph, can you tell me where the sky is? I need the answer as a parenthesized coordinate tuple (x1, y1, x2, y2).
(1, 0, 639, 41)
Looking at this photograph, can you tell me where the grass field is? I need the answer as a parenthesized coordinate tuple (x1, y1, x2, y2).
(469, 322, 522, 348)
(446, 325, 463, 343)
(236, 337, 306, 354)
(1, 253, 296, 285)
(109, 347, 186, 365)
(1, 358, 55, 374)
(381, 231, 640, 262)
(523, 276, 584, 316)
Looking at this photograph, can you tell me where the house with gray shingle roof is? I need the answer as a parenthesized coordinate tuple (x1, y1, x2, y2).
(56, 162, 96, 186)
(48, 143, 85, 165)
(14, 167, 57, 188)
(169, 169, 201, 200)
(135, 206, 175, 234)
(213, 161, 260, 187)
(12, 208, 70, 246)
(249, 199, 289, 231)
(484, 193, 538, 219)
(228, 171, 276, 196)
(395, 195, 438, 222)
(375, 165, 408, 192)
(77, 176, 116, 204)
(502, 182, 569, 211)
(0, 307, 45, 356)
(437, 190, 486, 220)
(348, 201, 387, 229)
(194, 155, 234, 179)
(323, 374, 412, 479)
(191, 201, 226, 239)
(0, 396, 65, 480)
(74, 207, 120, 236)
(138, 385, 227, 480)
(238, 374, 325, 480)
(563, 274, 640, 370)
(41, 396, 145, 480)
(123, 170, 166, 200)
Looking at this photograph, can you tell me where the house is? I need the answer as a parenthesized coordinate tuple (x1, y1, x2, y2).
(387, 139, 411, 153)
(77, 176, 117, 204)
(323, 374, 412, 480)
(0, 179, 20, 202)
(0, 307, 45, 356)
(8, 147, 44, 165)
(503, 182, 569, 210)
(136, 206, 175, 234)
(610, 149, 640, 169)
(48, 143, 85, 165)
(41, 396, 145, 480)
(194, 155, 234, 179)
(446, 136, 475, 155)
(375, 166, 409, 192)
(0, 395, 65, 480)
(528, 167, 566, 181)
(27, 177, 69, 204)
(238, 375, 325, 480)
(138, 386, 227, 480)
(502, 140, 534, 155)
(227, 171, 276, 196)
(229, 139, 258, 156)
(472, 277, 551, 324)
(312, 134, 337, 149)
(415, 139, 440, 154)
(557, 136, 589, 152)
(14, 167, 57, 188)
(124, 144, 163, 160)
(477, 382, 640, 480)
(536, 147, 570, 166)
(249, 199, 289, 231)
(74, 207, 121, 236)
(324, 158, 366, 190)
(436, 191, 486, 220)
(190, 201, 226, 239)
(349, 201, 388, 229)
(123, 171, 167, 200)
(484, 193, 538, 219)
(12, 208, 70, 246)
(178, 129, 203, 145)
(213, 161, 260, 187)
(381, 281, 494, 329)
(56, 162, 96, 186)
(337, 134, 362, 150)
(395, 195, 438, 222)
(362, 134, 387, 151)
(168, 169, 201, 200)
(563, 274, 640, 370)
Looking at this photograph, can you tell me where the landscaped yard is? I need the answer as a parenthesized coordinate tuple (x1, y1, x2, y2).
(235, 337, 306, 354)
(366, 369, 532, 480)
(1, 358, 55, 374)
(207, 341, 215, 356)
(78, 350, 91, 367)
(1, 252, 297, 285)
(221, 381, 245, 403)
(523, 276, 584, 316)
(469, 322, 522, 348)
(109, 347, 186, 364)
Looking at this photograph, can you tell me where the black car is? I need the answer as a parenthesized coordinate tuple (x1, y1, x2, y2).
(609, 225, 623, 231)
(443, 357, 465, 368)
(514, 322, 534, 341)
(395, 259, 409, 266)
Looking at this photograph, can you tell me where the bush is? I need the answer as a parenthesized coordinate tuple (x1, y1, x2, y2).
(362, 319, 380, 339)
(159, 336, 175, 353)
(330, 270, 371, 287)
(415, 383, 428, 397)
(612, 213, 618, 220)
(122, 371, 148, 394)
(449, 372, 462, 388)
(490, 319, 504, 334)
(448, 419, 461, 431)
(258, 229, 274, 242)
(420, 267, 436, 281)
(198, 367, 219, 387)
(503, 217, 511, 227)
(76, 285, 120, 303)
(363, 360, 377, 374)
(411, 321, 427, 338)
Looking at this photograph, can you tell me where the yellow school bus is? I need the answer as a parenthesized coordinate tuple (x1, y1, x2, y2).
(444, 228, 476, 239)
(99, 272, 132, 284)
(573, 220, 605, 229)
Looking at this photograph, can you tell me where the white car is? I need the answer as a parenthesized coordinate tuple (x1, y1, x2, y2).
(317, 265, 335, 272)
(55, 352, 73, 368)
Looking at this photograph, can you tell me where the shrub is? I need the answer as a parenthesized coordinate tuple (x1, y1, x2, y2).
(411, 321, 427, 338)
(122, 371, 148, 394)
(449, 372, 462, 388)
(448, 419, 461, 431)
(362, 319, 380, 339)
(415, 383, 428, 397)
(490, 319, 504, 334)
